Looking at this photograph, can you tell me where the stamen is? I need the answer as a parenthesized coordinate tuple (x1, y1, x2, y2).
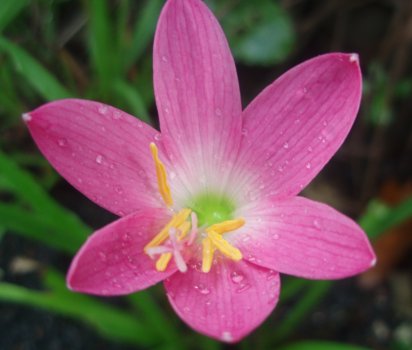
(144, 208, 191, 251)
(145, 245, 172, 257)
(150, 142, 173, 207)
(168, 228, 187, 273)
(201, 237, 215, 273)
(207, 218, 245, 234)
(207, 230, 242, 261)
(156, 253, 172, 271)
(187, 212, 198, 246)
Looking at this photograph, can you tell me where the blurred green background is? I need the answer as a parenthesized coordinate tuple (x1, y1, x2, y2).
(1, 0, 412, 349)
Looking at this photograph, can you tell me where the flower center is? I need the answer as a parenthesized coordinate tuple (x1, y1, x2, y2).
(144, 143, 245, 273)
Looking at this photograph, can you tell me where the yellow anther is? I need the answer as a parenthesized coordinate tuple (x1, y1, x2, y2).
(144, 208, 191, 251)
(207, 230, 242, 261)
(207, 218, 245, 235)
(150, 142, 173, 207)
(201, 237, 215, 273)
(156, 253, 172, 271)
(177, 221, 191, 240)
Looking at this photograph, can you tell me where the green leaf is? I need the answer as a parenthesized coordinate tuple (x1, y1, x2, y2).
(0, 0, 29, 32)
(0, 282, 156, 346)
(0, 204, 84, 253)
(209, 0, 295, 65)
(113, 80, 151, 123)
(0, 150, 89, 251)
(124, 0, 163, 69)
(268, 281, 332, 344)
(0, 37, 72, 100)
(87, 0, 118, 96)
(359, 196, 412, 240)
(278, 340, 370, 350)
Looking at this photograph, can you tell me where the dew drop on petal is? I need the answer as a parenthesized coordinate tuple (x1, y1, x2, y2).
(273, 233, 280, 240)
(99, 252, 107, 261)
(154, 133, 162, 141)
(283, 142, 289, 149)
(57, 138, 67, 147)
(113, 111, 122, 120)
(241, 128, 248, 136)
(161, 55, 168, 62)
(305, 162, 311, 169)
(115, 185, 123, 194)
(230, 271, 244, 284)
(95, 154, 104, 164)
(98, 105, 108, 115)
(221, 331, 233, 342)
(194, 284, 211, 295)
(308, 146, 313, 152)
(313, 219, 321, 229)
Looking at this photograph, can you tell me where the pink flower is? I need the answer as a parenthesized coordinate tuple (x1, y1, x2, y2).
(24, 0, 375, 343)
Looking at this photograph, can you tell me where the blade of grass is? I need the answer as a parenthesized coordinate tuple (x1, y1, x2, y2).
(0, 282, 157, 346)
(0, 37, 72, 100)
(86, 0, 117, 96)
(359, 197, 412, 240)
(0, 204, 84, 253)
(128, 291, 185, 348)
(0, 0, 29, 32)
(123, 0, 162, 70)
(113, 80, 151, 123)
(268, 281, 332, 345)
(0, 151, 91, 237)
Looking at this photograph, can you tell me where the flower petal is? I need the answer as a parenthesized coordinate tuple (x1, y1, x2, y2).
(67, 208, 177, 296)
(232, 53, 362, 202)
(234, 196, 376, 279)
(25, 99, 162, 216)
(153, 0, 242, 197)
(164, 259, 280, 342)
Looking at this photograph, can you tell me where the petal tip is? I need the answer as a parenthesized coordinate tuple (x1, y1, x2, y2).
(22, 112, 32, 123)
(349, 53, 359, 63)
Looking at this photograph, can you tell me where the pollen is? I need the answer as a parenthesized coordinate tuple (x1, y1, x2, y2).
(150, 142, 173, 207)
(145, 144, 245, 274)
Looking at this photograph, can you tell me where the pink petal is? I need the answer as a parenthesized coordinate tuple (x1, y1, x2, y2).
(234, 196, 376, 279)
(25, 99, 162, 216)
(233, 53, 362, 201)
(153, 0, 242, 195)
(164, 259, 280, 342)
(67, 208, 177, 296)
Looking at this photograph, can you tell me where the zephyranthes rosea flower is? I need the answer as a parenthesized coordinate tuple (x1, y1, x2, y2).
(24, 0, 376, 342)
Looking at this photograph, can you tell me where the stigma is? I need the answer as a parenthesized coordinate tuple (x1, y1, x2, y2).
(145, 143, 245, 273)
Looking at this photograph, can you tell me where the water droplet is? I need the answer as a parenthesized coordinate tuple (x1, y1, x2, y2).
(305, 162, 311, 169)
(115, 185, 123, 194)
(22, 113, 32, 122)
(230, 271, 245, 284)
(194, 284, 211, 295)
(266, 270, 277, 280)
(322, 120, 328, 127)
(183, 306, 190, 313)
(221, 331, 233, 342)
(313, 219, 321, 229)
(273, 233, 279, 240)
(236, 283, 251, 293)
(154, 133, 162, 141)
(99, 252, 107, 261)
(57, 138, 67, 147)
(161, 55, 168, 62)
(215, 108, 222, 117)
(241, 128, 248, 136)
(242, 235, 251, 242)
(164, 107, 170, 114)
(283, 142, 289, 149)
(77, 177, 83, 183)
(136, 121, 143, 128)
(113, 111, 121, 120)
(98, 105, 108, 115)
(308, 146, 313, 152)
(96, 154, 104, 164)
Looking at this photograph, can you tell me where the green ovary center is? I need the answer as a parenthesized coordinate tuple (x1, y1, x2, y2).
(188, 193, 236, 227)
